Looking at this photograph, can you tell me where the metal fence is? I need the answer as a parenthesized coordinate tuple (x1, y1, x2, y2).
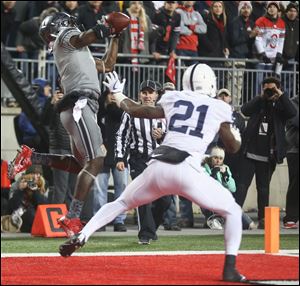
(10, 50, 299, 109)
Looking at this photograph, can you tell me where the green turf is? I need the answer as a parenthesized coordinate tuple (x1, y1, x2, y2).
(1, 234, 298, 253)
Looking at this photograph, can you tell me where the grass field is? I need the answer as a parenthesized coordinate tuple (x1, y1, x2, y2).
(1, 234, 299, 253)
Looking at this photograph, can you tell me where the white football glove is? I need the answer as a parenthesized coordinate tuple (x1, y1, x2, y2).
(230, 125, 241, 143)
(102, 71, 126, 94)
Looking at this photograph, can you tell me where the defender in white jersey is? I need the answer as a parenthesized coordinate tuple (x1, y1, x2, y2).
(59, 66, 245, 282)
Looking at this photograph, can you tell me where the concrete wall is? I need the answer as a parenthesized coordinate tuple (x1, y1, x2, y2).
(1, 107, 289, 211)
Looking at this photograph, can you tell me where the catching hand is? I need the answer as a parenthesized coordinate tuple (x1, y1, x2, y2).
(103, 71, 126, 94)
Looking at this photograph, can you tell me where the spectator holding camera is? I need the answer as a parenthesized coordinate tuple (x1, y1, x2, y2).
(6, 165, 48, 232)
(234, 76, 296, 229)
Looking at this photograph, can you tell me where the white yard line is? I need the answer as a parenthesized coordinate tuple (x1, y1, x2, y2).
(1, 249, 298, 258)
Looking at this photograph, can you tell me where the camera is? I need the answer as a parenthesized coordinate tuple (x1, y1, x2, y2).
(264, 88, 275, 98)
(26, 180, 38, 190)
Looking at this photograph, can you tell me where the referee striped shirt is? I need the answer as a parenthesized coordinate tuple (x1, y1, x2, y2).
(115, 112, 166, 161)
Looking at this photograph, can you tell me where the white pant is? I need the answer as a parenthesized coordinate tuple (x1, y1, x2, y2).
(82, 159, 242, 255)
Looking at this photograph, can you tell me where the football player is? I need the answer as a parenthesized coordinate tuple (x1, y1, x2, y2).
(59, 64, 245, 282)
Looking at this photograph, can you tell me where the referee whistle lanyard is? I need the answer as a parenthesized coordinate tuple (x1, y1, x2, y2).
(73, 98, 88, 122)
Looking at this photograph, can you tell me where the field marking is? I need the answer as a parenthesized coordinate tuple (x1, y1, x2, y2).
(1, 249, 298, 258)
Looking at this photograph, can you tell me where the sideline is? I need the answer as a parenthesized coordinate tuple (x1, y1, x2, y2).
(1, 249, 298, 258)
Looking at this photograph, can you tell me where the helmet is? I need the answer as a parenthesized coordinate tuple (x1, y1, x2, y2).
(39, 12, 77, 45)
(182, 63, 217, 97)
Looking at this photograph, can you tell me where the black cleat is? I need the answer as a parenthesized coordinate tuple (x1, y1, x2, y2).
(59, 233, 85, 257)
(223, 268, 247, 282)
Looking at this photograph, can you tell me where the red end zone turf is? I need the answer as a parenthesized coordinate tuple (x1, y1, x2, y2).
(1, 254, 299, 285)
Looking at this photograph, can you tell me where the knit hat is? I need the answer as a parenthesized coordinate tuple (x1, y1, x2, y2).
(286, 2, 299, 13)
(266, 1, 280, 10)
(210, 147, 225, 159)
(238, 1, 252, 14)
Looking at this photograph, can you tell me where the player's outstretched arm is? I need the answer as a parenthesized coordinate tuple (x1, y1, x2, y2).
(219, 123, 241, 154)
(103, 72, 165, 119)
(70, 23, 112, 49)
(94, 37, 119, 73)
(121, 99, 165, 119)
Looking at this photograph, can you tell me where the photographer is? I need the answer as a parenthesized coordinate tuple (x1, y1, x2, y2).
(234, 76, 296, 229)
(6, 165, 48, 232)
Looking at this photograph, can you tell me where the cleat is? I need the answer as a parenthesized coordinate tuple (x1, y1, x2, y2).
(223, 268, 247, 282)
(8, 145, 33, 179)
(57, 216, 84, 238)
(59, 233, 85, 257)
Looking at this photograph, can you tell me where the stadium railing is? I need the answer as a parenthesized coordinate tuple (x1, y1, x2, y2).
(5, 46, 299, 110)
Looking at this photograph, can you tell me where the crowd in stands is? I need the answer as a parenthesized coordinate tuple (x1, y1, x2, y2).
(1, 1, 299, 233)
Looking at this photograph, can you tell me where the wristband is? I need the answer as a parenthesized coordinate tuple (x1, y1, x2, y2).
(114, 92, 128, 107)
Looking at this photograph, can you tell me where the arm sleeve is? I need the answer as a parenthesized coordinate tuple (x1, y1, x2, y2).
(254, 19, 265, 55)
(194, 12, 207, 34)
(221, 166, 236, 193)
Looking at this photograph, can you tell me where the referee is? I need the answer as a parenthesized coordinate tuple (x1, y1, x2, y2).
(115, 80, 171, 244)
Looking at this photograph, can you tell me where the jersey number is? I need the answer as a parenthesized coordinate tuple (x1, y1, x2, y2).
(169, 100, 208, 138)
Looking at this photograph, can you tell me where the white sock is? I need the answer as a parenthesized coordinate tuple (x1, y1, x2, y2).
(81, 200, 128, 241)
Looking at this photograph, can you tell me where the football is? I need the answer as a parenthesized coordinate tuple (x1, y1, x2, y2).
(105, 12, 130, 35)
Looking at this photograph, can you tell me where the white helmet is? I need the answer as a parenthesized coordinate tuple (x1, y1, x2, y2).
(182, 63, 217, 97)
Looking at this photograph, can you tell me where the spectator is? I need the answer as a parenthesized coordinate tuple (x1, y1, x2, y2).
(27, 1, 61, 18)
(176, 1, 207, 66)
(224, 1, 239, 26)
(42, 82, 77, 208)
(7, 165, 48, 233)
(251, 1, 266, 22)
(119, 1, 153, 97)
(201, 146, 256, 230)
(151, 1, 181, 66)
(1, 159, 11, 216)
(234, 76, 297, 229)
(115, 80, 171, 244)
(15, 7, 59, 81)
(101, 1, 120, 14)
(227, 1, 258, 106)
(60, 1, 79, 17)
(283, 94, 299, 229)
(86, 89, 128, 232)
(17, 78, 52, 152)
(77, 1, 108, 53)
(5, 2, 30, 50)
(281, 2, 299, 97)
(123, 1, 157, 21)
(198, 1, 229, 85)
(194, 1, 212, 19)
(254, 1, 286, 94)
(1, 1, 16, 45)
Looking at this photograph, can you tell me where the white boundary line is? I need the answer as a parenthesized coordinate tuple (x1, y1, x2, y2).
(1, 249, 298, 258)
